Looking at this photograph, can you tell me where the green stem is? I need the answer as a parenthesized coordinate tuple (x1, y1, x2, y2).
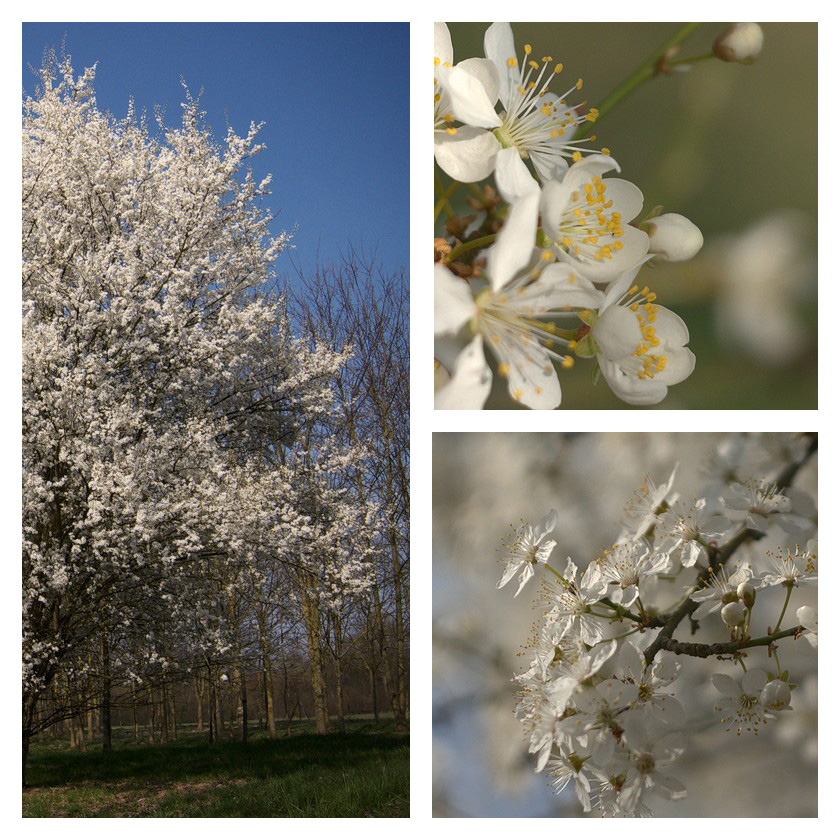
(574, 22, 702, 139)
(737, 656, 748, 673)
(545, 562, 566, 583)
(434, 174, 459, 224)
(773, 585, 793, 634)
(445, 233, 498, 265)
(772, 646, 783, 678)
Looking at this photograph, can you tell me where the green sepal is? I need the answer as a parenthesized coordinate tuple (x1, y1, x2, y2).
(574, 334, 596, 359)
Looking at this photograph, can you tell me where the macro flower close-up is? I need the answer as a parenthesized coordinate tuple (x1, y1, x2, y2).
(433, 22, 816, 409)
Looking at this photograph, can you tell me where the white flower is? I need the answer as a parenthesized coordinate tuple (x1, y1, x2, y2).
(644, 213, 703, 262)
(540, 155, 651, 284)
(497, 509, 558, 596)
(621, 465, 679, 541)
(722, 481, 814, 534)
(588, 274, 695, 405)
(796, 605, 817, 647)
(434, 194, 603, 409)
(589, 759, 653, 818)
(546, 751, 592, 811)
(655, 498, 731, 568)
(618, 714, 688, 812)
(434, 23, 600, 189)
(576, 678, 638, 764)
(546, 557, 608, 645)
(691, 563, 753, 619)
(546, 639, 618, 713)
(712, 669, 770, 735)
(759, 543, 818, 589)
(617, 645, 685, 726)
(484, 22, 600, 182)
(434, 22, 502, 182)
(714, 23, 764, 63)
(591, 541, 670, 607)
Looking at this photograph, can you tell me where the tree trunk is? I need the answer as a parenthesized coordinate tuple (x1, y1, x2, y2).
(334, 616, 346, 733)
(148, 688, 156, 744)
(371, 580, 402, 726)
(160, 690, 169, 745)
(22, 732, 31, 787)
(301, 585, 330, 734)
(132, 683, 139, 743)
(101, 631, 112, 753)
(258, 611, 277, 739)
(75, 714, 87, 752)
(195, 677, 204, 734)
(367, 662, 380, 723)
(386, 467, 409, 732)
(168, 685, 178, 740)
(208, 676, 218, 744)
(240, 671, 248, 743)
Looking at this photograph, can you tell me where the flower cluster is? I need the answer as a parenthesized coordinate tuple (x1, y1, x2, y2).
(499, 433, 817, 816)
(435, 22, 705, 409)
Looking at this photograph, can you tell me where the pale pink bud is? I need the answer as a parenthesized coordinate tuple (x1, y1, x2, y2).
(721, 601, 746, 626)
(714, 23, 764, 63)
(737, 582, 756, 607)
(760, 679, 791, 710)
(645, 214, 703, 262)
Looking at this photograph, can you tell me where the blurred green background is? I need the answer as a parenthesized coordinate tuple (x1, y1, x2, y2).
(438, 23, 817, 409)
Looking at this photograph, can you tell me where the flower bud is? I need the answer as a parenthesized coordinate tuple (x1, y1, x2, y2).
(713, 23, 764, 63)
(737, 582, 756, 607)
(721, 601, 746, 626)
(721, 590, 739, 605)
(760, 679, 791, 711)
(645, 213, 704, 262)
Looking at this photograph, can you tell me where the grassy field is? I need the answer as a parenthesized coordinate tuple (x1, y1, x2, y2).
(23, 717, 409, 817)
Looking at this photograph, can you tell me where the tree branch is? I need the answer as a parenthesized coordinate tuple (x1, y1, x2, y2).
(658, 625, 802, 659)
(643, 434, 817, 666)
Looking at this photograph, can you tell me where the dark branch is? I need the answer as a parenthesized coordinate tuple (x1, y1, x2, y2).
(658, 625, 802, 659)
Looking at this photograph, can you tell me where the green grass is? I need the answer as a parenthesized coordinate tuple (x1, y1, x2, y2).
(23, 717, 409, 817)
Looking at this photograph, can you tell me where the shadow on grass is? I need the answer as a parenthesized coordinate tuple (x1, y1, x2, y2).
(24, 720, 409, 817)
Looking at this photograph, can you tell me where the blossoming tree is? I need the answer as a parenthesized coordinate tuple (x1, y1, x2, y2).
(22, 57, 384, 780)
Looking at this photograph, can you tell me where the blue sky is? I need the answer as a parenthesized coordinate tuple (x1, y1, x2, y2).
(22, 22, 408, 278)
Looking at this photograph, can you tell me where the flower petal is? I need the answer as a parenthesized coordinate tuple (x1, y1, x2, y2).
(456, 57, 500, 111)
(495, 147, 539, 203)
(711, 672, 739, 696)
(742, 668, 767, 695)
(434, 22, 453, 66)
(444, 63, 502, 129)
(434, 126, 499, 183)
(434, 335, 492, 410)
(487, 191, 539, 292)
(598, 357, 669, 405)
(434, 265, 475, 335)
(483, 22, 516, 107)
